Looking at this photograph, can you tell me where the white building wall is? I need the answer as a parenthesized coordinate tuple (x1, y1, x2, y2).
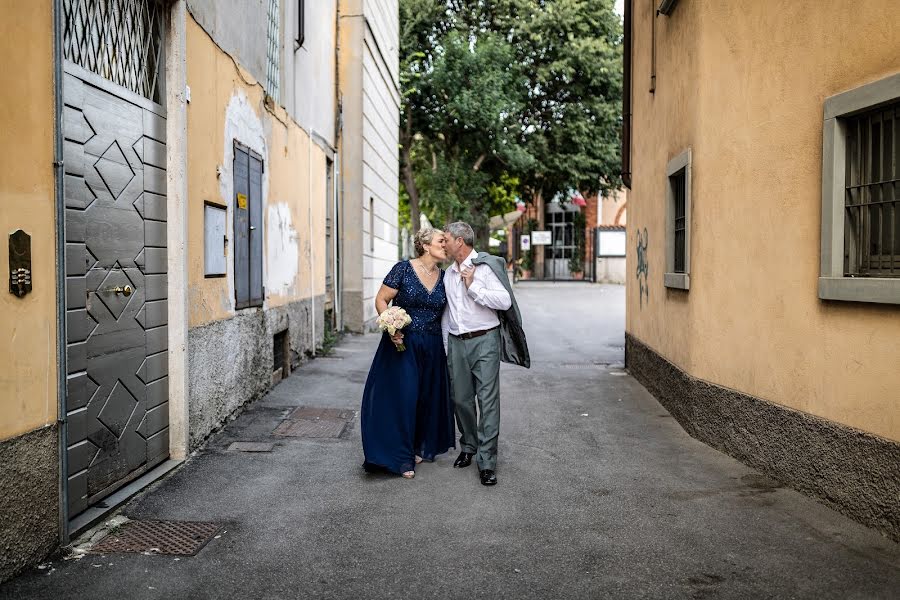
(360, 3, 400, 326)
(283, 0, 337, 148)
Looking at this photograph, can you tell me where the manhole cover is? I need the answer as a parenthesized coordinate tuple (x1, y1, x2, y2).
(288, 407, 355, 420)
(91, 520, 221, 556)
(274, 418, 347, 438)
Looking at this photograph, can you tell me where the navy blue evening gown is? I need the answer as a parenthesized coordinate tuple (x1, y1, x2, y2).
(360, 261, 455, 475)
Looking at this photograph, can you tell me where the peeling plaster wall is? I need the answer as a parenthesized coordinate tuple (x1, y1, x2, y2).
(186, 14, 326, 326)
(219, 88, 269, 314)
(267, 203, 300, 296)
(185, 15, 328, 442)
(188, 296, 325, 448)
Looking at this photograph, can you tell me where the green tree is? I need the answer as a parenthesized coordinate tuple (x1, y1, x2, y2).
(399, 0, 622, 243)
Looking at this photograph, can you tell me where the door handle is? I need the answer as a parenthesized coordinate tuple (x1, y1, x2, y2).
(99, 285, 134, 297)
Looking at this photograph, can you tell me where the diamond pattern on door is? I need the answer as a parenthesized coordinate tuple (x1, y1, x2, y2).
(94, 264, 138, 320)
(94, 141, 136, 199)
(97, 380, 139, 439)
(63, 62, 168, 518)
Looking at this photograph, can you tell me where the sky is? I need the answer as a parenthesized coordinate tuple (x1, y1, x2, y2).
(614, 0, 624, 16)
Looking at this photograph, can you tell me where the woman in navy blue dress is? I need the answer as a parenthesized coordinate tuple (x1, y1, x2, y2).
(360, 228, 455, 478)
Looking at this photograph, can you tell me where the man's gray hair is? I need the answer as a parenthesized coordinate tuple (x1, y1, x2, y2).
(444, 221, 475, 247)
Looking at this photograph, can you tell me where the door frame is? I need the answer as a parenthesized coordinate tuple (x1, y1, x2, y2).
(53, 0, 190, 542)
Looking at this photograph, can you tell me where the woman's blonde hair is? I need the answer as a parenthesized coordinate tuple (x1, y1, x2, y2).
(413, 227, 442, 257)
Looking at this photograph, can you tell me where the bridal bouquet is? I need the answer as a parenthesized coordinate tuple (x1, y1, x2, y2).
(376, 306, 412, 351)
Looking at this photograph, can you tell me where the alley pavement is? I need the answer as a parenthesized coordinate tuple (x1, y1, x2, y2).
(3, 282, 899, 599)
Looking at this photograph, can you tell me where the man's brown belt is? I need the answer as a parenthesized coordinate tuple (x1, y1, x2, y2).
(452, 326, 500, 340)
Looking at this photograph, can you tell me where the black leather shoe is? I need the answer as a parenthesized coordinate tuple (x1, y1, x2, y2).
(479, 469, 498, 486)
(453, 452, 474, 468)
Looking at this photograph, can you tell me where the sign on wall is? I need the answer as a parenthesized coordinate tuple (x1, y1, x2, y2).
(598, 230, 626, 257)
(520, 234, 531, 251)
(531, 230, 552, 245)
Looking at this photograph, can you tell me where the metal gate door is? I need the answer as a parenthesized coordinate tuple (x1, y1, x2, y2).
(543, 202, 577, 280)
(62, 61, 168, 518)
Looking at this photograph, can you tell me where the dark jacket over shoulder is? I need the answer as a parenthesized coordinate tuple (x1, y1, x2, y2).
(472, 253, 530, 369)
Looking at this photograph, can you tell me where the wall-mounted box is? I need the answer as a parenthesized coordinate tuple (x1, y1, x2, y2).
(204, 202, 227, 277)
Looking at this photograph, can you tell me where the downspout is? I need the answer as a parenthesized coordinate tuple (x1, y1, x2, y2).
(333, 6, 343, 332)
(308, 132, 316, 355)
(52, 0, 70, 544)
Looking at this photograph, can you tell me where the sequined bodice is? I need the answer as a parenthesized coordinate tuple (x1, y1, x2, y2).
(383, 261, 446, 334)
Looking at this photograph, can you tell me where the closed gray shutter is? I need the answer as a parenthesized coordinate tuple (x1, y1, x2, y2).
(249, 153, 264, 305)
(234, 143, 251, 309)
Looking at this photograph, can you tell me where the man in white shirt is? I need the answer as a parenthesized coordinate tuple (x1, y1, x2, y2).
(441, 222, 513, 486)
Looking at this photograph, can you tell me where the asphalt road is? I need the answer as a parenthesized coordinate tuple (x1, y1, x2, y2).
(3, 282, 899, 599)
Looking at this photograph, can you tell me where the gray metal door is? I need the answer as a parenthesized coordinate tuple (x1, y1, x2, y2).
(63, 62, 168, 518)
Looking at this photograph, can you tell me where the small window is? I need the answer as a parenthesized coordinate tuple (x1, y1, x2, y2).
(665, 148, 691, 290)
(265, 0, 281, 102)
(843, 101, 899, 278)
(233, 141, 264, 309)
(820, 73, 900, 304)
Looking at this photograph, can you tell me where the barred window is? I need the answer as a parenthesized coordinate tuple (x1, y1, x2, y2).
(62, 0, 164, 103)
(819, 72, 900, 305)
(672, 170, 687, 274)
(665, 148, 691, 290)
(266, 0, 281, 103)
(844, 101, 900, 278)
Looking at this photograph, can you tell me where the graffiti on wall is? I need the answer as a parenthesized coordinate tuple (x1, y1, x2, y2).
(635, 227, 649, 308)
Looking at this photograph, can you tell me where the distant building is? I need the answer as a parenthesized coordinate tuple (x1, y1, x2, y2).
(622, 0, 899, 540)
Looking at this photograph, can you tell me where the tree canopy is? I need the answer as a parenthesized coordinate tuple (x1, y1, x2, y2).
(400, 0, 623, 242)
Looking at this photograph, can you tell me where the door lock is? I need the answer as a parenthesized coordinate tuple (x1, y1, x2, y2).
(100, 285, 134, 297)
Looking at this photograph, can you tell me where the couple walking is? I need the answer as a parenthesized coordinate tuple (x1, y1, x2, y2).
(360, 222, 530, 486)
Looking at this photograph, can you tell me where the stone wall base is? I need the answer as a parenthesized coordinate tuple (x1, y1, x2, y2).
(625, 332, 900, 541)
(188, 296, 325, 448)
(0, 425, 59, 583)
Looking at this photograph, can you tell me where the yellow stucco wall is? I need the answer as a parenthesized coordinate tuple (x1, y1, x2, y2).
(0, 2, 58, 441)
(185, 17, 327, 328)
(627, 1, 900, 442)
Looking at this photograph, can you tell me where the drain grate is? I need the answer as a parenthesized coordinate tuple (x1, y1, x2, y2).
(90, 520, 221, 556)
(271, 406, 355, 438)
(287, 407, 355, 421)
(274, 418, 346, 438)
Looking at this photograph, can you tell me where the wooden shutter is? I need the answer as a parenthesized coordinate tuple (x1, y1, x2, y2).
(249, 152, 264, 305)
(234, 142, 251, 308)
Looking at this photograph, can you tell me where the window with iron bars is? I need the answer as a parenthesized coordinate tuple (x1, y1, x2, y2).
(844, 100, 900, 278)
(664, 148, 691, 290)
(266, 0, 281, 103)
(672, 170, 687, 273)
(62, 0, 164, 103)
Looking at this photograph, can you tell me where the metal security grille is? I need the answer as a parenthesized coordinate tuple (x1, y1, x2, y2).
(672, 170, 687, 273)
(265, 0, 281, 103)
(845, 100, 900, 277)
(63, 0, 164, 103)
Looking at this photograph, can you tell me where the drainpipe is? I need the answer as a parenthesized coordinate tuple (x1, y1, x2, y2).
(308, 131, 316, 355)
(52, 0, 70, 545)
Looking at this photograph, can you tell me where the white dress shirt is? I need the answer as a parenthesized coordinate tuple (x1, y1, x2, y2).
(442, 250, 512, 347)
